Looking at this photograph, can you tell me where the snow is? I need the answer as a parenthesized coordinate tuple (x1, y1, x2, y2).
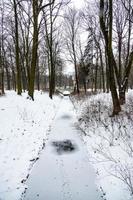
(63, 91, 70, 96)
(23, 97, 102, 200)
(1, 90, 133, 200)
(0, 91, 61, 200)
(71, 90, 133, 200)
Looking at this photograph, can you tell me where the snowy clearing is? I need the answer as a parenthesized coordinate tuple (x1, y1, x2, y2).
(71, 90, 133, 200)
(0, 91, 61, 200)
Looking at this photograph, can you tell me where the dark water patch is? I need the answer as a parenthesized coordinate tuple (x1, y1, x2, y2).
(51, 139, 77, 155)
(60, 114, 72, 120)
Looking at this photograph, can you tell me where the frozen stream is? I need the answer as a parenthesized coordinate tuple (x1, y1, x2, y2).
(23, 97, 102, 200)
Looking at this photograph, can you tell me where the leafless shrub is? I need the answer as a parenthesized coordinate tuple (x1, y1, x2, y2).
(72, 92, 133, 197)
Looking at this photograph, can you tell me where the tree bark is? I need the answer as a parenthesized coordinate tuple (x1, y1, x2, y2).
(72, 41, 79, 94)
(5, 66, 10, 90)
(28, 0, 39, 100)
(13, 0, 22, 95)
(100, 0, 121, 115)
(119, 51, 133, 104)
(99, 48, 105, 92)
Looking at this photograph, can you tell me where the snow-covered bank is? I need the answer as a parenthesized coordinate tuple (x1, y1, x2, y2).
(71, 90, 133, 200)
(0, 91, 61, 200)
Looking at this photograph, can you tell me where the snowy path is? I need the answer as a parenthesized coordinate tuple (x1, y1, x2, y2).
(23, 97, 101, 200)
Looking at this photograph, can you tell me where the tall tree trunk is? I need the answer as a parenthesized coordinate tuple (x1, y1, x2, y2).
(105, 50, 109, 93)
(22, 66, 27, 92)
(1, 68, 4, 94)
(99, 48, 105, 92)
(12, 69, 16, 91)
(100, 0, 121, 115)
(49, 1, 55, 99)
(118, 35, 122, 83)
(109, 0, 121, 114)
(13, 0, 22, 95)
(36, 56, 40, 91)
(94, 51, 98, 92)
(119, 52, 133, 104)
(124, 0, 131, 69)
(108, 0, 121, 115)
(119, 0, 132, 105)
(28, 0, 38, 100)
(49, 63, 55, 99)
(43, 2, 56, 99)
(5, 66, 10, 90)
(72, 43, 79, 94)
(25, 35, 30, 92)
(0, 43, 4, 94)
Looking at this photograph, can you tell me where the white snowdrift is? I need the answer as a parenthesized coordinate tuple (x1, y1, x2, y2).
(0, 91, 61, 200)
(72, 90, 133, 200)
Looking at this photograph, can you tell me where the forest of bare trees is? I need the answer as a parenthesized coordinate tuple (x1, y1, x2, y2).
(0, 0, 133, 114)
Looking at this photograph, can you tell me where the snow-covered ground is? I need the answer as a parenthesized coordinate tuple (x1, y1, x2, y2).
(0, 91, 61, 200)
(23, 96, 102, 200)
(71, 90, 133, 200)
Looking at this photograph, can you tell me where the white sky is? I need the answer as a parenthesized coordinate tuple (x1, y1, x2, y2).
(63, 0, 87, 75)
(71, 0, 85, 9)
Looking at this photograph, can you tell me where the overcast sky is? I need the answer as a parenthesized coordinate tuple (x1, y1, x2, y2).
(63, 0, 86, 75)
(71, 0, 85, 9)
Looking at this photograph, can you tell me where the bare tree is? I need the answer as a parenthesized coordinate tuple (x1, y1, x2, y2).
(64, 7, 81, 94)
(100, 0, 121, 115)
(27, 0, 55, 100)
(0, 0, 6, 94)
(42, 0, 69, 98)
(12, 0, 22, 95)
